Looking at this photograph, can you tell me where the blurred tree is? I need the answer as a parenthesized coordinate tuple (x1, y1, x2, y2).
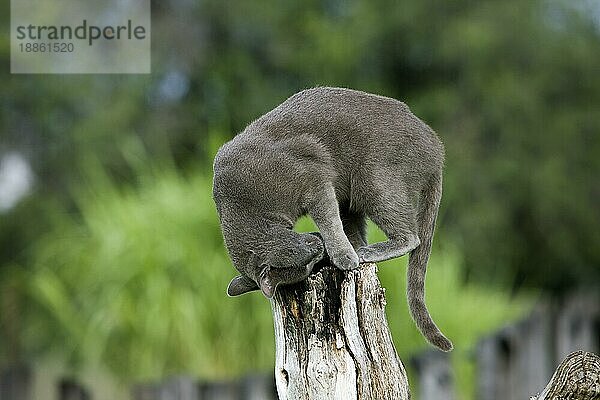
(171, 0, 599, 290)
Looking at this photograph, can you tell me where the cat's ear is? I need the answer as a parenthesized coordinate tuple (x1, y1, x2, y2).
(227, 275, 259, 296)
(226, 251, 262, 296)
(258, 266, 279, 299)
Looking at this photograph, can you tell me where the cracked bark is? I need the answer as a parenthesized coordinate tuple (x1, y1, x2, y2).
(530, 351, 600, 400)
(270, 263, 410, 400)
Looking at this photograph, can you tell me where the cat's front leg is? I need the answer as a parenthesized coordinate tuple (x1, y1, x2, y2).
(306, 183, 359, 271)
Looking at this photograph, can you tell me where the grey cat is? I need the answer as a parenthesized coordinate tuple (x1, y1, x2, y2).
(212, 87, 452, 351)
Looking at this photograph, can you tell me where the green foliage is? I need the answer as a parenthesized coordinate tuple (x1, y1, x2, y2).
(423, 0, 600, 290)
(4, 0, 599, 292)
(26, 165, 532, 389)
(27, 164, 274, 380)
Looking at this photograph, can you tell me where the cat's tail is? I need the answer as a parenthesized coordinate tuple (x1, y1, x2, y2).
(407, 172, 453, 351)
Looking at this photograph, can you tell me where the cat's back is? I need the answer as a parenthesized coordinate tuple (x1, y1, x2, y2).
(247, 87, 443, 167)
(248, 87, 404, 134)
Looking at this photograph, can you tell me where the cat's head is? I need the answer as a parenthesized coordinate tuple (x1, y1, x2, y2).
(217, 210, 324, 297)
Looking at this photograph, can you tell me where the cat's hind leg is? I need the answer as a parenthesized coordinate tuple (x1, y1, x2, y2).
(357, 191, 420, 263)
(340, 208, 367, 250)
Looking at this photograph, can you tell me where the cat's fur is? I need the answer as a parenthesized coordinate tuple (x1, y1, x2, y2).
(212, 87, 452, 351)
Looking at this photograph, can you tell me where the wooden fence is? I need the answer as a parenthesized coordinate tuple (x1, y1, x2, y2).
(0, 370, 275, 400)
(412, 291, 599, 400)
(1, 291, 597, 400)
(131, 375, 276, 400)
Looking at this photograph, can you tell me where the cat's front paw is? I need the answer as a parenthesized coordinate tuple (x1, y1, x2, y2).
(330, 247, 359, 271)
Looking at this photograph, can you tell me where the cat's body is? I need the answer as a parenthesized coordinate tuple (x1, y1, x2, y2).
(212, 87, 452, 351)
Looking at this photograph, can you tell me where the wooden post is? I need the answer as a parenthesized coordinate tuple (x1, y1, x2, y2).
(239, 375, 276, 400)
(0, 365, 31, 400)
(59, 379, 90, 400)
(132, 377, 199, 400)
(476, 304, 553, 400)
(412, 350, 455, 400)
(270, 263, 410, 400)
(199, 381, 240, 400)
(158, 377, 199, 400)
(555, 292, 600, 360)
(530, 351, 600, 400)
(131, 383, 159, 400)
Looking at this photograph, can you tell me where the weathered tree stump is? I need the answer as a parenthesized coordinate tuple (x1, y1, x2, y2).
(531, 351, 600, 400)
(270, 263, 410, 400)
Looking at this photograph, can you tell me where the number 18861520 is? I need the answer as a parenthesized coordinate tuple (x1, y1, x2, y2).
(19, 42, 74, 53)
